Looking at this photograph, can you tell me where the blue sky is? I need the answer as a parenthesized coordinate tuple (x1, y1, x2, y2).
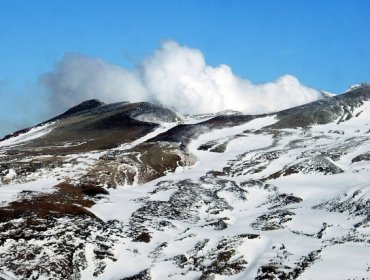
(0, 0, 369, 136)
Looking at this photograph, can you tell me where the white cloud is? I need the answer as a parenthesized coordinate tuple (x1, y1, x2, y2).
(41, 41, 322, 115)
(41, 54, 147, 109)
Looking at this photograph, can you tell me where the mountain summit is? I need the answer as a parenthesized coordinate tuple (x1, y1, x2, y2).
(0, 86, 370, 279)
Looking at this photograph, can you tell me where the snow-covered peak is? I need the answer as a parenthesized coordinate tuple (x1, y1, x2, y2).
(321, 90, 336, 97)
(0, 98, 370, 279)
(346, 82, 370, 92)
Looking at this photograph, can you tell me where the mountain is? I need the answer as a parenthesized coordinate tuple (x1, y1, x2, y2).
(0, 84, 369, 279)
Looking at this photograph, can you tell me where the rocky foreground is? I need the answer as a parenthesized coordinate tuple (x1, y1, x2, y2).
(0, 84, 370, 279)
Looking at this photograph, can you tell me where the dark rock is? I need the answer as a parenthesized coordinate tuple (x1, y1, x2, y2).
(121, 269, 151, 280)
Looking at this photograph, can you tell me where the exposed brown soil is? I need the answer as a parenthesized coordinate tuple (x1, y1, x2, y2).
(81, 142, 189, 187)
(0, 183, 107, 223)
(136, 143, 184, 182)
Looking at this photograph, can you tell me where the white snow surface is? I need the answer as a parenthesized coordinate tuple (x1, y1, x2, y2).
(0, 123, 54, 148)
(1, 104, 370, 279)
(0, 178, 59, 206)
(84, 111, 370, 279)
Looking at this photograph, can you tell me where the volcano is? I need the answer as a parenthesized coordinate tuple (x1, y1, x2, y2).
(0, 84, 370, 279)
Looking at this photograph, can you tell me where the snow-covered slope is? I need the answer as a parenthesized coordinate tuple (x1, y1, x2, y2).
(0, 84, 369, 279)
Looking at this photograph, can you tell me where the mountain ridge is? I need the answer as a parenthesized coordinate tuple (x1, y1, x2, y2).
(3, 83, 370, 144)
(0, 84, 369, 279)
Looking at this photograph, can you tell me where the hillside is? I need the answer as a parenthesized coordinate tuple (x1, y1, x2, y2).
(0, 84, 369, 279)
